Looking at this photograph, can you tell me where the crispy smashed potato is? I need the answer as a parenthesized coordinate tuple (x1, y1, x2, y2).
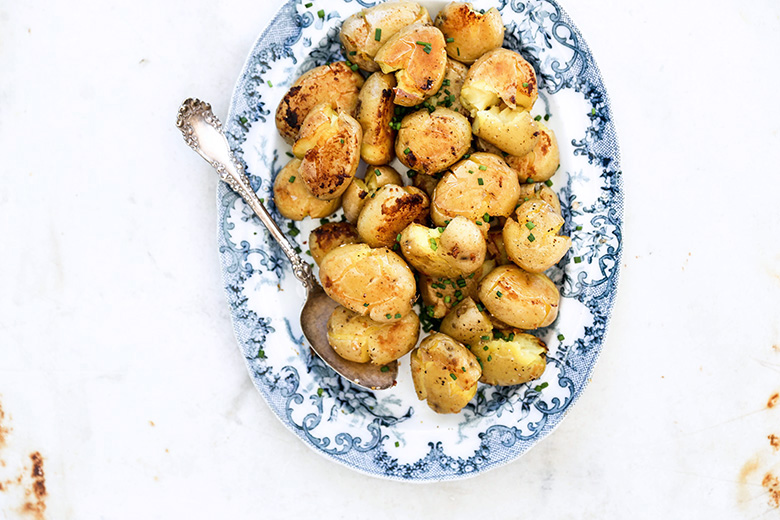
(505, 121, 560, 182)
(272, 158, 341, 220)
(396, 107, 472, 175)
(342, 165, 404, 224)
(439, 297, 493, 347)
(309, 222, 361, 266)
(399, 216, 485, 277)
(410, 333, 481, 413)
(517, 182, 562, 215)
(319, 244, 417, 323)
(472, 105, 540, 157)
(434, 2, 504, 64)
(503, 199, 571, 273)
(374, 23, 447, 106)
(477, 265, 560, 329)
(356, 72, 397, 165)
(327, 305, 420, 364)
(426, 58, 470, 116)
(275, 62, 363, 144)
(471, 332, 547, 386)
(460, 48, 538, 113)
(356, 184, 430, 247)
(418, 264, 483, 319)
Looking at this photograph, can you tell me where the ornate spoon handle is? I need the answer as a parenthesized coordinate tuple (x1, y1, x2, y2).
(176, 98, 315, 289)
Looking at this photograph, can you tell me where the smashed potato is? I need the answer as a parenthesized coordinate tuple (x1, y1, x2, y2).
(472, 332, 547, 386)
(518, 182, 562, 215)
(472, 105, 540, 157)
(327, 306, 420, 365)
(399, 216, 486, 277)
(435, 2, 504, 64)
(426, 58, 470, 117)
(460, 48, 538, 113)
(319, 244, 417, 323)
(272, 158, 340, 220)
(477, 265, 560, 329)
(410, 333, 481, 413)
(309, 222, 361, 266)
(355, 72, 397, 165)
(356, 184, 430, 248)
(505, 121, 560, 182)
(396, 107, 472, 175)
(439, 297, 493, 347)
(342, 165, 404, 224)
(418, 264, 483, 319)
(503, 199, 571, 273)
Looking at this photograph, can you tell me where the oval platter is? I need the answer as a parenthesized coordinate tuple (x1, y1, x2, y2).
(218, 0, 622, 481)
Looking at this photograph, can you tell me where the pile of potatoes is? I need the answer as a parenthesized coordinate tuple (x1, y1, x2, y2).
(272, 1, 571, 414)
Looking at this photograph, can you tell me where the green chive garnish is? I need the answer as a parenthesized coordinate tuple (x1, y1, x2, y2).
(545, 179, 553, 187)
(385, 314, 392, 319)
(534, 115, 542, 121)
(477, 178, 484, 185)
(305, 2, 312, 7)
(429, 238, 438, 251)
(478, 165, 487, 171)
(522, 82, 529, 88)
(576, 225, 583, 231)
(396, 233, 402, 242)
(557, 334, 565, 341)
(574, 256, 582, 263)
(526, 222, 535, 230)
(394, 313, 401, 319)
(446, 37, 454, 43)
(375, 28, 382, 41)
(350, 63, 358, 71)
(381, 366, 390, 372)
(483, 213, 490, 222)
(496, 291, 502, 298)
(487, 355, 492, 362)
(288, 175, 295, 183)
(481, 336, 490, 341)
(591, 108, 596, 115)
(394, 441, 399, 446)
(375, 168, 381, 176)
(317, 388, 323, 396)
(528, 233, 536, 242)
(544, 114, 550, 121)
(534, 382, 549, 392)
(317, 9, 324, 18)
(456, 278, 466, 288)
(239, 116, 248, 124)
(285, 151, 294, 157)
(450, 373, 457, 380)
(349, 51, 356, 55)
(461, 366, 466, 372)
(403, 147, 411, 154)
(340, 138, 344, 144)
(444, 296, 451, 303)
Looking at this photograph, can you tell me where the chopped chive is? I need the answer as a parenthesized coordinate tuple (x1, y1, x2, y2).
(385, 313, 392, 319)
(526, 222, 536, 230)
(528, 233, 536, 242)
(487, 355, 492, 361)
(429, 238, 438, 251)
(522, 82, 529, 88)
(349, 50, 356, 55)
(446, 37, 454, 43)
(403, 147, 411, 154)
(340, 138, 344, 144)
(477, 178, 484, 185)
(534, 115, 542, 121)
(576, 225, 583, 231)
(534, 382, 549, 392)
(456, 47, 460, 56)
(294, 246, 302, 253)
(375, 168, 381, 176)
(478, 165, 487, 171)
(259, 198, 264, 203)
(544, 114, 550, 121)
(239, 116, 248, 124)
(305, 2, 312, 6)
(468, 170, 474, 174)
(456, 278, 466, 288)
(437, 226, 445, 233)
(288, 228, 300, 237)
(483, 213, 490, 222)
(591, 108, 596, 115)
(350, 63, 358, 71)
(481, 336, 490, 341)
(394, 441, 399, 447)
(444, 296, 451, 303)
(363, 303, 369, 307)
(463, 153, 470, 159)
(574, 256, 582, 263)
(423, 46, 431, 54)
(476, 303, 484, 312)
(545, 179, 553, 187)
(450, 373, 457, 380)
(396, 233, 402, 242)
(508, 333, 515, 340)
(381, 366, 390, 372)
(557, 334, 565, 341)
(442, 79, 450, 86)
(317, 387, 323, 396)
(461, 366, 466, 372)
(527, 178, 535, 183)
(317, 9, 325, 18)
(496, 291, 502, 298)
(415, 40, 430, 46)
(435, 292, 443, 298)
(288, 175, 296, 183)
(267, 80, 273, 88)
(454, 290, 462, 298)
(375, 28, 382, 41)
(476, 220, 483, 226)
(285, 151, 294, 157)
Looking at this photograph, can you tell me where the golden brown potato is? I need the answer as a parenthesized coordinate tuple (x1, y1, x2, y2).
(434, 2, 504, 64)
(503, 199, 571, 273)
(399, 216, 485, 277)
(275, 62, 364, 144)
(319, 244, 417, 323)
(340, 1, 432, 72)
(471, 332, 547, 386)
(505, 121, 560, 182)
(418, 266, 482, 319)
(292, 102, 362, 200)
(430, 152, 521, 229)
(477, 265, 560, 329)
(327, 306, 420, 365)
(439, 297, 493, 348)
(375, 24, 447, 106)
(342, 165, 403, 224)
(426, 58, 470, 116)
(517, 182, 562, 215)
(410, 333, 481, 414)
(486, 229, 510, 265)
(272, 158, 341, 220)
(411, 172, 440, 198)
(395, 107, 471, 175)
(309, 222, 361, 266)
(472, 106, 540, 157)
(356, 184, 430, 248)
(460, 48, 538, 113)
(355, 72, 397, 165)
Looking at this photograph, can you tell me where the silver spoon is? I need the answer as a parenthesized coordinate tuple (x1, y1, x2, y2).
(176, 98, 397, 390)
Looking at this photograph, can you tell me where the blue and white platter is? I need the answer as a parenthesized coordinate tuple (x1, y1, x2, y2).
(218, 0, 622, 481)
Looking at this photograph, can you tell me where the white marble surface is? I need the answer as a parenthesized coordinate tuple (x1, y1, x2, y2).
(1, 0, 780, 518)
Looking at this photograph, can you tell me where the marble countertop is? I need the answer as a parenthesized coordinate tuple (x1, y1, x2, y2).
(2, 0, 780, 518)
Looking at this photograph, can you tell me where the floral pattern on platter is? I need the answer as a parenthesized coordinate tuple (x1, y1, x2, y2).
(218, 0, 622, 481)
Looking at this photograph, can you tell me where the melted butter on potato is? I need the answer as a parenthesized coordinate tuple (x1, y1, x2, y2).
(399, 216, 485, 277)
(410, 333, 481, 414)
(434, 2, 505, 64)
(396, 107, 471, 175)
(292, 102, 362, 200)
(342, 165, 403, 224)
(503, 199, 571, 273)
(327, 306, 420, 365)
(356, 184, 430, 248)
(275, 62, 364, 144)
(477, 265, 560, 329)
(374, 24, 448, 106)
(471, 332, 547, 386)
(461, 48, 538, 113)
(272, 158, 341, 220)
(439, 297, 493, 347)
(309, 222, 361, 266)
(472, 106, 539, 157)
(319, 243, 416, 323)
(505, 121, 560, 182)
(431, 152, 520, 229)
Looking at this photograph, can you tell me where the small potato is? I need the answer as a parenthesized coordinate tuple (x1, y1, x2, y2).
(434, 2, 504, 64)
(410, 333, 481, 414)
(517, 182, 562, 215)
(356, 72, 397, 165)
(485, 230, 510, 265)
(472, 106, 540, 157)
(460, 48, 538, 113)
(356, 184, 429, 248)
(342, 165, 403, 223)
(431, 152, 520, 229)
(477, 265, 560, 329)
(319, 244, 416, 323)
(471, 333, 547, 386)
(426, 58, 470, 117)
(327, 306, 420, 365)
(418, 265, 482, 319)
(340, 1, 432, 72)
(505, 121, 560, 182)
(292, 103, 362, 200)
(503, 199, 571, 273)
(399, 216, 485, 277)
(309, 222, 360, 266)
(412, 172, 440, 198)
(439, 297, 493, 348)
(375, 24, 447, 106)
(272, 158, 341, 220)
(396, 107, 471, 175)
(275, 62, 364, 144)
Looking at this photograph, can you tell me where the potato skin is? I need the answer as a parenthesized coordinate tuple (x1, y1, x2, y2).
(477, 265, 560, 329)
(439, 297, 493, 347)
(399, 216, 485, 277)
(356, 184, 430, 248)
(292, 103, 362, 200)
(374, 24, 447, 106)
(517, 182, 562, 215)
(327, 306, 420, 365)
(472, 106, 540, 157)
(275, 62, 364, 144)
(435, 2, 504, 64)
(426, 58, 470, 117)
(356, 72, 397, 165)
(342, 166, 403, 224)
(431, 152, 520, 228)
(418, 264, 482, 319)
(505, 121, 560, 182)
(410, 333, 481, 414)
(471, 333, 547, 386)
(309, 222, 361, 266)
(503, 199, 571, 273)
(319, 244, 417, 323)
(396, 107, 471, 175)
(460, 48, 538, 113)
(272, 158, 341, 220)
(340, 1, 431, 72)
